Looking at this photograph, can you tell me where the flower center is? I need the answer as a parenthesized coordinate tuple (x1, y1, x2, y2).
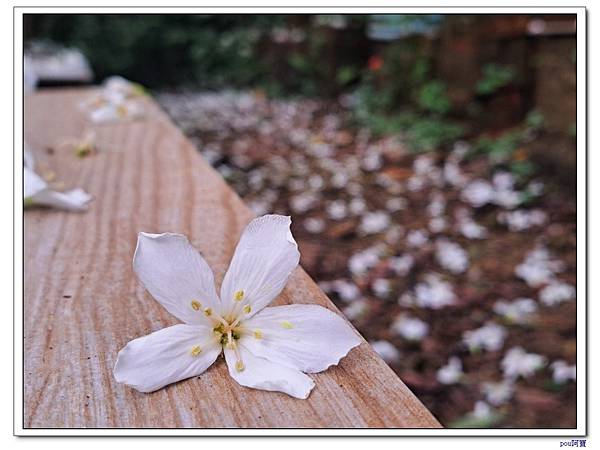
(211, 314, 246, 372)
(189, 298, 253, 372)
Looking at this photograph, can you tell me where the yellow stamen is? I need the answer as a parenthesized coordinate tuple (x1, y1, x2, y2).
(204, 307, 212, 317)
(190, 345, 202, 357)
(243, 304, 252, 314)
(281, 321, 293, 329)
(43, 171, 56, 182)
(230, 342, 245, 372)
(190, 300, 202, 311)
(117, 104, 128, 118)
(75, 144, 92, 158)
(234, 290, 245, 301)
(254, 329, 263, 339)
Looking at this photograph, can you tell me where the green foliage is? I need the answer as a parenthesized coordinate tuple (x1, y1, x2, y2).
(472, 132, 520, 163)
(350, 39, 464, 153)
(476, 63, 515, 95)
(336, 65, 359, 86)
(26, 15, 282, 88)
(402, 114, 464, 153)
(525, 110, 545, 130)
(510, 160, 536, 178)
(543, 380, 566, 393)
(448, 411, 504, 428)
(470, 127, 539, 180)
(418, 80, 451, 115)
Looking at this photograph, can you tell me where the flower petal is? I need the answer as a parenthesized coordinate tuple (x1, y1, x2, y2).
(224, 342, 314, 399)
(220, 215, 300, 319)
(32, 188, 93, 211)
(133, 232, 221, 325)
(24, 166, 47, 199)
(24, 167, 92, 211)
(241, 304, 362, 373)
(24, 146, 35, 169)
(114, 324, 221, 393)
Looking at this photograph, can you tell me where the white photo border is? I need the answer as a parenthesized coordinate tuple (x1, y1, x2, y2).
(13, 4, 587, 437)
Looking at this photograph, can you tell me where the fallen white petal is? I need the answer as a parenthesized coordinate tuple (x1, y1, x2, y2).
(370, 340, 401, 364)
(114, 324, 221, 393)
(133, 233, 221, 325)
(224, 342, 315, 399)
(220, 215, 300, 318)
(436, 356, 463, 385)
(24, 166, 48, 199)
(24, 146, 35, 169)
(242, 304, 361, 373)
(25, 167, 92, 211)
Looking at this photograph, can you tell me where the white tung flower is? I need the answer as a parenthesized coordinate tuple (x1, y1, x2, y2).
(436, 356, 463, 385)
(24, 149, 92, 211)
(427, 193, 446, 217)
(461, 180, 495, 208)
(348, 245, 384, 276)
(330, 279, 360, 302)
(463, 322, 507, 352)
(362, 151, 382, 171)
(470, 401, 494, 421)
(455, 208, 487, 239)
(501, 346, 546, 379)
(461, 173, 523, 209)
(493, 298, 537, 324)
(515, 246, 564, 287)
(429, 217, 447, 233)
(85, 76, 146, 123)
(359, 211, 391, 235)
(406, 229, 429, 248)
(326, 200, 348, 220)
(435, 239, 469, 274)
(550, 360, 576, 384)
(539, 281, 576, 306)
(413, 155, 434, 175)
(247, 199, 270, 216)
(372, 278, 392, 298)
(497, 209, 547, 232)
(114, 215, 361, 398)
(342, 300, 369, 320)
(443, 160, 467, 187)
(481, 380, 514, 406)
(391, 315, 429, 341)
(89, 99, 145, 124)
(302, 217, 325, 234)
(414, 273, 456, 309)
(349, 197, 367, 215)
(370, 340, 401, 364)
(389, 254, 414, 276)
(385, 225, 404, 244)
(386, 197, 407, 213)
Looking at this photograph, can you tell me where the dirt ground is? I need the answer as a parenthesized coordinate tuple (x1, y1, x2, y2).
(158, 90, 577, 428)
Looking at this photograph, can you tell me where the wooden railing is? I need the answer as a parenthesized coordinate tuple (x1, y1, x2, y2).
(23, 88, 441, 428)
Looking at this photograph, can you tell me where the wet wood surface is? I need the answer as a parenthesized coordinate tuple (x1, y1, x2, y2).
(23, 88, 441, 429)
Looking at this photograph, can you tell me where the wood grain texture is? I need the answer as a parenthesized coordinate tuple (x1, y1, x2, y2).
(23, 88, 441, 429)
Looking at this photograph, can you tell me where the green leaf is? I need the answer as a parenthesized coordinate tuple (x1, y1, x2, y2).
(418, 80, 451, 115)
(476, 64, 515, 95)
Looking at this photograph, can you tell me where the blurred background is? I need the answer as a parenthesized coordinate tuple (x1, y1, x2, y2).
(24, 14, 577, 428)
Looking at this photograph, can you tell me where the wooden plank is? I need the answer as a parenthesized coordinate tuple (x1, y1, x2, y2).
(23, 88, 441, 429)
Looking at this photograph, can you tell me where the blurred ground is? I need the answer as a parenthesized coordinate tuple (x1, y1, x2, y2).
(158, 90, 577, 428)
